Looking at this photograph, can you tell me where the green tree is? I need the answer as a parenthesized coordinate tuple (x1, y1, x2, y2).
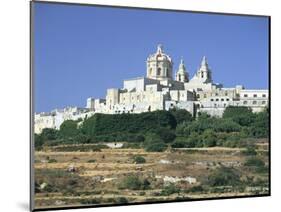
(155, 128, 176, 143)
(34, 134, 44, 150)
(207, 167, 241, 186)
(170, 108, 193, 124)
(41, 128, 58, 140)
(223, 106, 254, 126)
(202, 129, 217, 147)
(59, 120, 79, 138)
(248, 109, 269, 138)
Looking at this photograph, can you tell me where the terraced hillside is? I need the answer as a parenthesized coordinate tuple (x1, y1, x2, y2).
(34, 141, 269, 209)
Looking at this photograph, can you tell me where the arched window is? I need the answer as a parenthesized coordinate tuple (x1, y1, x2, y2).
(157, 68, 161, 75)
(201, 72, 204, 78)
(149, 68, 152, 76)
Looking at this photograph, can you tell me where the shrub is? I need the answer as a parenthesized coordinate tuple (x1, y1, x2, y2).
(213, 119, 241, 133)
(171, 137, 196, 148)
(244, 157, 265, 167)
(207, 167, 241, 186)
(145, 133, 163, 143)
(142, 179, 151, 189)
(133, 155, 146, 164)
(48, 158, 57, 163)
(242, 146, 257, 156)
(188, 132, 203, 148)
(116, 197, 128, 204)
(79, 198, 100, 204)
(119, 175, 143, 190)
(52, 144, 107, 152)
(74, 134, 91, 144)
(171, 140, 186, 148)
(160, 184, 180, 196)
(244, 157, 267, 173)
(134, 135, 145, 142)
(155, 128, 176, 143)
(144, 142, 167, 152)
(188, 185, 204, 193)
(139, 191, 146, 196)
(202, 129, 217, 147)
(122, 143, 141, 149)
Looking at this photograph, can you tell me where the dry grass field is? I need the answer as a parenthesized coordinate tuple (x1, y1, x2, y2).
(34, 141, 269, 209)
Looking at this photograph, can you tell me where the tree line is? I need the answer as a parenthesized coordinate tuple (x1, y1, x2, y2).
(35, 106, 269, 151)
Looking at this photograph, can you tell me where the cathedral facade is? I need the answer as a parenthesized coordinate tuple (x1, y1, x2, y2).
(34, 45, 268, 134)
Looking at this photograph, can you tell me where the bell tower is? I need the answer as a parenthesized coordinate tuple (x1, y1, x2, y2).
(175, 58, 189, 82)
(195, 56, 212, 83)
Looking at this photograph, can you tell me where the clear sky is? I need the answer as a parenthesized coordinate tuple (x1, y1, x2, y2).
(34, 2, 269, 113)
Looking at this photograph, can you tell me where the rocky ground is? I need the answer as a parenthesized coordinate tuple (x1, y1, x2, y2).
(33, 142, 269, 209)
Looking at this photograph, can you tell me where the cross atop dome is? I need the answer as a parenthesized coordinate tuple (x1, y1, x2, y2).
(157, 44, 163, 54)
(179, 57, 186, 71)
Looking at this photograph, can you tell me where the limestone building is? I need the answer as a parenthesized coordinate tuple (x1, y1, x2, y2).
(34, 44, 268, 134)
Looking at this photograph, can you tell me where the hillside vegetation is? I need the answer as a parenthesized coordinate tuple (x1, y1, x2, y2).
(35, 106, 269, 151)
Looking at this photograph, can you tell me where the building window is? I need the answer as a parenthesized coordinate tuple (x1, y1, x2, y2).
(225, 92, 228, 96)
(262, 94, 266, 97)
(226, 98, 230, 101)
(216, 98, 219, 101)
(243, 101, 247, 105)
(262, 101, 266, 104)
(244, 94, 248, 97)
(204, 94, 207, 98)
(197, 94, 200, 98)
(201, 72, 204, 78)
(221, 99, 224, 101)
(211, 99, 214, 101)
(253, 101, 257, 105)
(149, 68, 152, 75)
(253, 94, 257, 98)
(157, 68, 161, 75)
(215, 93, 218, 96)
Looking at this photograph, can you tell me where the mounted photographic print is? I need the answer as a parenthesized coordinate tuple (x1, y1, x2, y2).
(30, 1, 270, 211)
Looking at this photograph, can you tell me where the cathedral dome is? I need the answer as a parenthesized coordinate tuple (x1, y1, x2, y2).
(147, 44, 172, 63)
(146, 44, 173, 80)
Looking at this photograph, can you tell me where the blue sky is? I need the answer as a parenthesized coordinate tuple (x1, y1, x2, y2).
(34, 2, 269, 113)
